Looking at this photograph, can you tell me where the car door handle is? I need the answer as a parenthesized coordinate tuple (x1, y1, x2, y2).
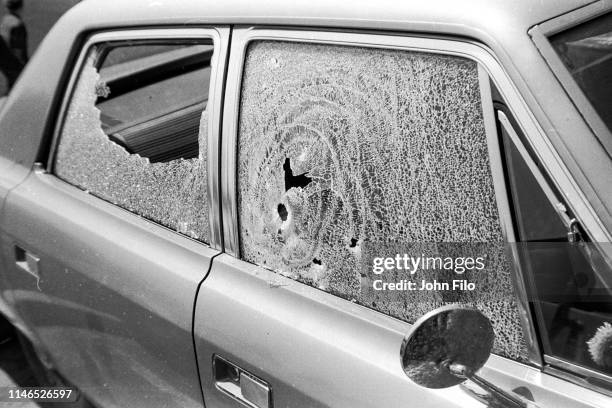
(213, 355, 271, 408)
(15, 245, 41, 281)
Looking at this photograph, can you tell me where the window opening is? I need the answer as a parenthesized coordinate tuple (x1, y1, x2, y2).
(55, 39, 213, 243)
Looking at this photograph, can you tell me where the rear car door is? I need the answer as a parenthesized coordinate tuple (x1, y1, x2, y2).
(0, 27, 228, 408)
(194, 28, 612, 408)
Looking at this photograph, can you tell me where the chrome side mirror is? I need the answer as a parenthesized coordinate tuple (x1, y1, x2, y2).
(400, 305, 494, 388)
(401, 306, 538, 408)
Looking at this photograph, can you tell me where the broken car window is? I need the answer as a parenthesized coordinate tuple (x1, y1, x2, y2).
(55, 40, 212, 243)
(237, 41, 528, 361)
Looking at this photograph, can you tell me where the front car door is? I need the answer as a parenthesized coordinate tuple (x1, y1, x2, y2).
(0, 27, 228, 408)
(194, 28, 612, 408)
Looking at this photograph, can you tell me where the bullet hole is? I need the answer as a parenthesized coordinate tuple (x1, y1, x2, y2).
(277, 203, 288, 221)
(283, 158, 312, 191)
(312, 258, 322, 265)
(349, 238, 358, 248)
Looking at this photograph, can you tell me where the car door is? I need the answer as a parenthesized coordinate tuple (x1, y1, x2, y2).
(0, 27, 228, 408)
(193, 28, 612, 408)
(0, 108, 31, 331)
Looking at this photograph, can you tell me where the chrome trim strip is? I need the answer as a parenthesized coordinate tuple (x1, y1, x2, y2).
(207, 27, 230, 251)
(222, 26, 612, 261)
(220, 31, 244, 258)
(480, 67, 515, 244)
(482, 354, 612, 407)
(544, 355, 612, 397)
(45, 28, 228, 250)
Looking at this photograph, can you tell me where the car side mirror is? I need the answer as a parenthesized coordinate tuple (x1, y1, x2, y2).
(400, 305, 494, 388)
(401, 306, 539, 408)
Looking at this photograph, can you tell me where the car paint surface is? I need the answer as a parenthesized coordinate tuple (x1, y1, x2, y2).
(1, 169, 217, 407)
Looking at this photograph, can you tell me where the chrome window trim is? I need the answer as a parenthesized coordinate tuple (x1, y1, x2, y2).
(529, 0, 612, 156)
(481, 98, 542, 367)
(480, 67, 515, 246)
(46, 27, 229, 250)
(544, 355, 612, 397)
(222, 26, 611, 380)
(482, 354, 612, 406)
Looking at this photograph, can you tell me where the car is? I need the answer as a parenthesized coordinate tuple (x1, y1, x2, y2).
(0, 0, 611, 407)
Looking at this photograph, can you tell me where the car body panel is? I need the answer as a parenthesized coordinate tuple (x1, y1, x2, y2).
(1, 168, 218, 407)
(195, 254, 612, 407)
(0, 24, 229, 408)
(195, 254, 486, 408)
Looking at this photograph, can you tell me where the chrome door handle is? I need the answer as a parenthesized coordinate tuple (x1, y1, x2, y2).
(213, 355, 271, 408)
(15, 245, 41, 280)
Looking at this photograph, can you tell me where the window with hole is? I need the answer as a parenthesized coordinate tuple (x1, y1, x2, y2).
(236, 40, 529, 361)
(55, 39, 213, 243)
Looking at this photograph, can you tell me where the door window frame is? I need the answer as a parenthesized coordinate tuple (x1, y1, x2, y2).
(529, 0, 612, 157)
(499, 107, 612, 394)
(46, 27, 229, 250)
(221, 26, 612, 392)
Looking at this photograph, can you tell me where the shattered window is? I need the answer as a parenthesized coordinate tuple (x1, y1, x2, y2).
(55, 40, 213, 242)
(237, 41, 528, 361)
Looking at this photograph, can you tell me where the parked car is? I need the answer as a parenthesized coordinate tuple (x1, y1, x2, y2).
(0, 0, 611, 407)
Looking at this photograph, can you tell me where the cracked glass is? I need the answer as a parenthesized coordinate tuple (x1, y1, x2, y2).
(237, 40, 528, 361)
(55, 40, 213, 243)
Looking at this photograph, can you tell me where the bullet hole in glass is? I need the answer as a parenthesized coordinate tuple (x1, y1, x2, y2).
(277, 203, 288, 221)
(283, 158, 312, 191)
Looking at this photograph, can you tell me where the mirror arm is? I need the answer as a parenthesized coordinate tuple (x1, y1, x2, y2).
(448, 363, 538, 408)
(466, 374, 539, 408)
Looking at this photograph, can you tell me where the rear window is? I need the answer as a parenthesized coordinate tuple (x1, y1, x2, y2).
(54, 39, 213, 243)
(550, 13, 612, 133)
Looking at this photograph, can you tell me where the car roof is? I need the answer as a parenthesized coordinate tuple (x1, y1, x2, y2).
(56, 0, 598, 76)
(73, 0, 593, 36)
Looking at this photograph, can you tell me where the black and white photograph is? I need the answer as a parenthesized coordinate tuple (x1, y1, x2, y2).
(0, 0, 611, 407)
